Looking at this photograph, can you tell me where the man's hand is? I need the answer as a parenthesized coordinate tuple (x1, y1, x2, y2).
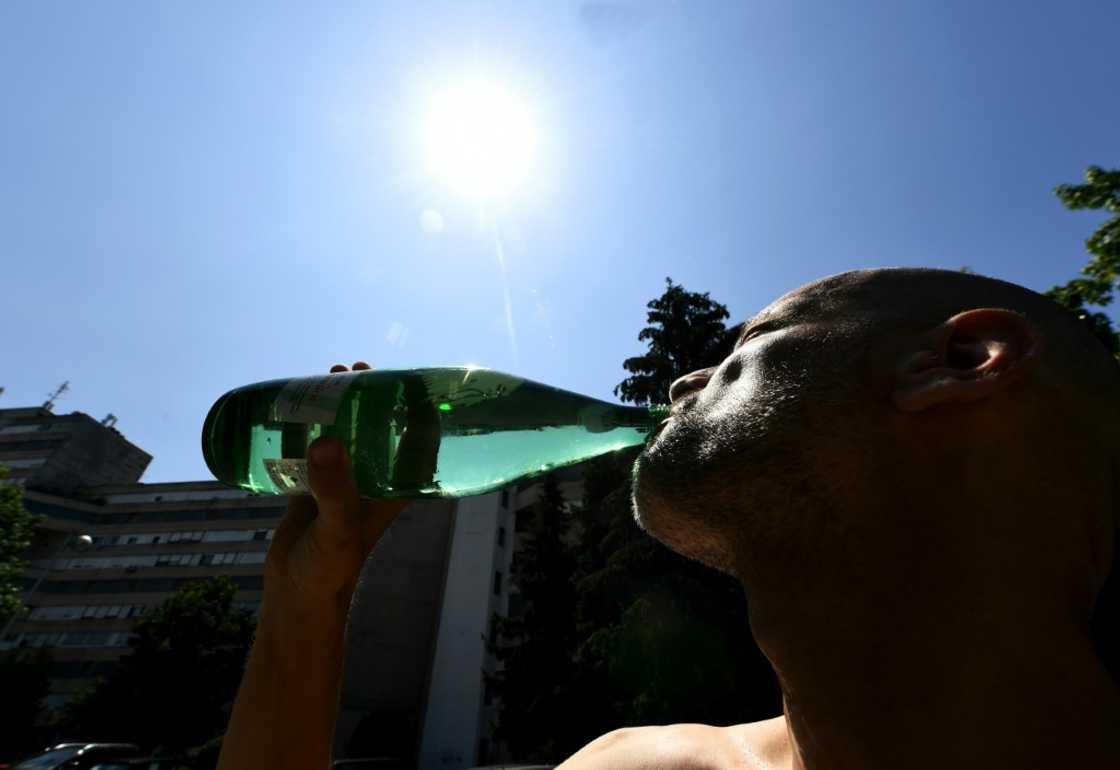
(265, 361, 407, 617)
(218, 360, 409, 770)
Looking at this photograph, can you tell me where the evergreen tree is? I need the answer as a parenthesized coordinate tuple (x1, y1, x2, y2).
(571, 278, 781, 735)
(487, 473, 579, 762)
(614, 277, 741, 406)
(62, 576, 255, 751)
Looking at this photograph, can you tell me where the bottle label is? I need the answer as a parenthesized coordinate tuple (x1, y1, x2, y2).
(270, 373, 358, 425)
(264, 458, 311, 494)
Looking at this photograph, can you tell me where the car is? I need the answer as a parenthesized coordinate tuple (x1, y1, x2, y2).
(11, 744, 143, 770)
(88, 758, 193, 770)
(331, 759, 411, 770)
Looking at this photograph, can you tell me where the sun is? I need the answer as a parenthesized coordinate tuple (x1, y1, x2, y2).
(423, 80, 536, 201)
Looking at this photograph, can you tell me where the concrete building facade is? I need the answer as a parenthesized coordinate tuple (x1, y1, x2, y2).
(1, 404, 587, 769)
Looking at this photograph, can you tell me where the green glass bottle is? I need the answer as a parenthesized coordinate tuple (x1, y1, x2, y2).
(202, 367, 670, 499)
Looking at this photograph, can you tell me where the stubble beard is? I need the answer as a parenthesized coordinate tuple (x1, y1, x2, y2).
(630, 379, 841, 589)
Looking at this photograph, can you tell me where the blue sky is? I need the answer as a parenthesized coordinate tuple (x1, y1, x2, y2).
(3, 1, 1118, 484)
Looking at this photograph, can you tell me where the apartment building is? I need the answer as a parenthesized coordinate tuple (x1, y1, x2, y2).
(0, 403, 587, 769)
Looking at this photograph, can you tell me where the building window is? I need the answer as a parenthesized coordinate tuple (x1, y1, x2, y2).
(492, 571, 502, 596)
(497, 527, 506, 548)
(500, 489, 509, 509)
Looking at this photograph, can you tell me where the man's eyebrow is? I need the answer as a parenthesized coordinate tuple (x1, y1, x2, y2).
(736, 317, 781, 346)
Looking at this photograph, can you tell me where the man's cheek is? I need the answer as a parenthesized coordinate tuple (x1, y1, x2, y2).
(705, 362, 767, 428)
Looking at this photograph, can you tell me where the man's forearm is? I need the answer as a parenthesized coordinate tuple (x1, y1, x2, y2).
(217, 594, 351, 770)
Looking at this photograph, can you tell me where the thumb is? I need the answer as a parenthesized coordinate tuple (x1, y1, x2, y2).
(306, 436, 361, 538)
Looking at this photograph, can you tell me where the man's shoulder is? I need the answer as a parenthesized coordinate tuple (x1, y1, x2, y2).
(555, 718, 788, 770)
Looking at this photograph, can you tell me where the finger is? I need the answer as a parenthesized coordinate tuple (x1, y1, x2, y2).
(393, 420, 440, 489)
(330, 364, 349, 373)
(306, 436, 361, 539)
(271, 494, 318, 552)
(352, 361, 371, 370)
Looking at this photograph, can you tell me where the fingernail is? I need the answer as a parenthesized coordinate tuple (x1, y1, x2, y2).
(310, 438, 341, 466)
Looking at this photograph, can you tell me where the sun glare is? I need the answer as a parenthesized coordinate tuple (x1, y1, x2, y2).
(423, 80, 536, 201)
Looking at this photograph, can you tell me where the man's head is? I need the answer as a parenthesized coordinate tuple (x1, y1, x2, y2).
(632, 267, 1120, 639)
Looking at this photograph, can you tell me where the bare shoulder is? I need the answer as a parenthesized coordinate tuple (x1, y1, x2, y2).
(555, 718, 789, 770)
(722, 716, 790, 769)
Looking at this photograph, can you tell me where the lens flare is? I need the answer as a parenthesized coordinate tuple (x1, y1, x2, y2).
(423, 80, 536, 200)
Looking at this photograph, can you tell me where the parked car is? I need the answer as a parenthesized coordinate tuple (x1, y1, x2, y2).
(89, 758, 193, 770)
(11, 744, 143, 770)
(331, 759, 410, 770)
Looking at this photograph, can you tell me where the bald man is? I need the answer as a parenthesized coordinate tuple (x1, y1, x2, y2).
(217, 268, 1120, 770)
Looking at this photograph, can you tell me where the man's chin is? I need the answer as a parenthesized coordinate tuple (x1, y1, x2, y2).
(630, 450, 688, 538)
(629, 452, 664, 535)
(630, 464, 744, 577)
(629, 453, 651, 531)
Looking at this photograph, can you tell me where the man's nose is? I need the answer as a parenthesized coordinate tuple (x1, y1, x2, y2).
(669, 367, 716, 403)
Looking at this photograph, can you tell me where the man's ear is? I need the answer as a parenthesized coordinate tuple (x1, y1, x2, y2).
(892, 308, 1044, 413)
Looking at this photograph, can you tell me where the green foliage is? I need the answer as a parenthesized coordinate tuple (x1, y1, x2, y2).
(1056, 165, 1120, 258)
(1049, 166, 1120, 683)
(61, 576, 255, 752)
(1045, 165, 1120, 356)
(0, 464, 45, 623)
(614, 277, 741, 406)
(0, 648, 52, 754)
(487, 474, 580, 761)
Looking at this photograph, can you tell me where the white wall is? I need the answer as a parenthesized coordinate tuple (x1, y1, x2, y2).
(419, 492, 502, 770)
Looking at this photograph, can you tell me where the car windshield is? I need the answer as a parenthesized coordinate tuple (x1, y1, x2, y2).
(15, 747, 83, 769)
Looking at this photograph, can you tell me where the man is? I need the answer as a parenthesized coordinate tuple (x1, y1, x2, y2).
(217, 268, 1120, 770)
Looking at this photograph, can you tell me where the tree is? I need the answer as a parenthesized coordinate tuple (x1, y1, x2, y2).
(1044, 165, 1120, 356)
(569, 278, 780, 735)
(62, 576, 255, 752)
(0, 648, 52, 757)
(487, 473, 579, 762)
(0, 464, 45, 624)
(614, 277, 741, 406)
(1043, 165, 1120, 682)
(484, 278, 757, 752)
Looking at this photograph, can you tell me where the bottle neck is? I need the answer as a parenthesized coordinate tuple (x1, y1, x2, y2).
(577, 402, 671, 433)
(606, 402, 670, 429)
